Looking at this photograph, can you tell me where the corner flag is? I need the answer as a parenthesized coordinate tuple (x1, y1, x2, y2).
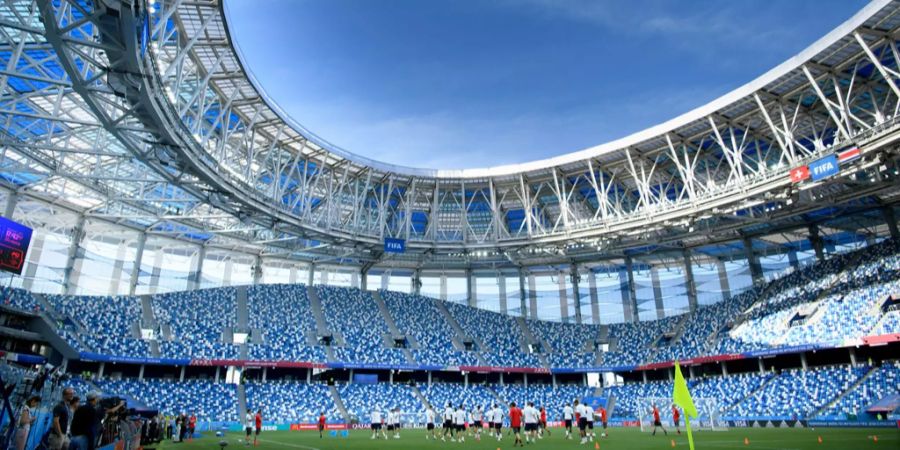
(673, 361, 697, 450)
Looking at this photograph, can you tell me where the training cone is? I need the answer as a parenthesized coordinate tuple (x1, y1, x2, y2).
(818, 436, 823, 444)
(671, 438, 676, 447)
(873, 435, 878, 443)
(595, 442, 600, 450)
(744, 437, 750, 445)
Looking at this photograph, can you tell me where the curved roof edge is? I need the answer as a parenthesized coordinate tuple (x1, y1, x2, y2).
(222, 0, 891, 179)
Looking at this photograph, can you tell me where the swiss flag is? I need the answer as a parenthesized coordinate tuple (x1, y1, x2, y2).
(790, 165, 810, 183)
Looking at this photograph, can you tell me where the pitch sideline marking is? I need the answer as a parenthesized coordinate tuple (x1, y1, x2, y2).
(255, 437, 321, 450)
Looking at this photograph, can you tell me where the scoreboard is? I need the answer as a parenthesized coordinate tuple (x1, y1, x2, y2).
(0, 216, 31, 275)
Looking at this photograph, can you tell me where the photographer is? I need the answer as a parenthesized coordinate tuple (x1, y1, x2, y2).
(68, 391, 124, 450)
(50, 387, 74, 450)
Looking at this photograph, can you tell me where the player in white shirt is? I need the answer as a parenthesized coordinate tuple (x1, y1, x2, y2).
(523, 402, 539, 443)
(442, 403, 454, 441)
(392, 408, 402, 439)
(370, 408, 386, 440)
(425, 407, 436, 440)
(574, 400, 588, 444)
(472, 406, 483, 441)
(563, 403, 574, 439)
(386, 410, 395, 436)
(583, 403, 595, 442)
(492, 404, 504, 441)
(453, 405, 467, 442)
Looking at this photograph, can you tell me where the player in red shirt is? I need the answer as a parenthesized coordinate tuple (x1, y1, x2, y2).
(188, 414, 196, 442)
(254, 410, 263, 446)
(672, 405, 681, 435)
(539, 406, 550, 437)
(651, 405, 667, 436)
(318, 412, 326, 438)
(509, 402, 524, 447)
(599, 406, 608, 437)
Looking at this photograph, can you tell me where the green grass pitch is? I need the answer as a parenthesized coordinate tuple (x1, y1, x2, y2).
(158, 426, 898, 449)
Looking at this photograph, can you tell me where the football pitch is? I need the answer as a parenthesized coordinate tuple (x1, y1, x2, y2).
(157, 427, 898, 449)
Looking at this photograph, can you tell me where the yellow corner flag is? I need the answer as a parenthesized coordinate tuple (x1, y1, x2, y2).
(673, 361, 697, 450)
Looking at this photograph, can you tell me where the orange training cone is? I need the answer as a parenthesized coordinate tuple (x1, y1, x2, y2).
(671, 439, 676, 447)
(595, 442, 600, 450)
(744, 437, 750, 445)
(818, 436, 823, 444)
(873, 435, 878, 443)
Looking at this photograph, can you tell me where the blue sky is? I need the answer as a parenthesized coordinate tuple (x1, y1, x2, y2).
(226, 0, 867, 169)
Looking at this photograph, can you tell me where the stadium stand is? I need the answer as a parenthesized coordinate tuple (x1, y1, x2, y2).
(244, 380, 338, 423)
(317, 285, 408, 365)
(444, 302, 543, 367)
(97, 378, 239, 421)
(152, 288, 239, 359)
(527, 319, 598, 368)
(338, 382, 420, 420)
(246, 284, 325, 362)
(380, 290, 480, 366)
(818, 361, 900, 419)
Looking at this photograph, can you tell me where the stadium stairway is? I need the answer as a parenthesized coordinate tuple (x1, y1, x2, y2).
(485, 385, 505, 406)
(236, 383, 249, 423)
(606, 394, 617, 418)
(433, 298, 488, 356)
(410, 384, 432, 409)
(306, 285, 333, 336)
(235, 286, 249, 330)
(149, 340, 161, 358)
(139, 295, 157, 330)
(809, 365, 878, 419)
(371, 291, 418, 365)
(724, 372, 776, 416)
(516, 317, 550, 368)
(31, 314, 80, 360)
(328, 385, 351, 422)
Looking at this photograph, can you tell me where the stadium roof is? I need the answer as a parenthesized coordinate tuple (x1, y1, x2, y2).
(1, 0, 899, 271)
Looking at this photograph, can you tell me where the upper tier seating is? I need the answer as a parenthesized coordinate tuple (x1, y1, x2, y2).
(152, 288, 239, 359)
(380, 290, 480, 366)
(318, 285, 407, 365)
(527, 320, 598, 368)
(246, 284, 325, 362)
(445, 302, 543, 367)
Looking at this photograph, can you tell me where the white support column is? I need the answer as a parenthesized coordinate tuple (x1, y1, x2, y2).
(524, 373, 528, 388)
(682, 249, 698, 313)
(558, 270, 569, 322)
(743, 236, 764, 284)
(98, 363, 105, 379)
(3, 190, 18, 218)
(588, 271, 600, 325)
(716, 259, 731, 301)
(518, 268, 528, 318)
(360, 267, 368, 291)
(849, 348, 857, 366)
(500, 372, 504, 387)
(108, 241, 128, 295)
(667, 369, 673, 382)
(642, 371, 648, 383)
(289, 266, 298, 284)
(381, 269, 390, 290)
(800, 353, 808, 371)
(307, 369, 312, 384)
(413, 269, 422, 296)
(63, 215, 86, 295)
(688, 365, 695, 379)
(180, 366, 186, 382)
(428, 371, 433, 387)
(22, 234, 44, 292)
(882, 207, 899, 240)
(149, 245, 164, 294)
(808, 225, 826, 261)
(498, 272, 508, 314)
(650, 266, 665, 319)
(440, 274, 448, 301)
(571, 265, 582, 324)
(721, 362, 728, 376)
(528, 274, 538, 320)
(129, 233, 146, 295)
(349, 369, 354, 383)
(308, 263, 316, 286)
(467, 269, 476, 308)
(758, 358, 765, 375)
(262, 367, 268, 382)
(139, 365, 145, 381)
(552, 374, 557, 388)
(253, 254, 263, 285)
(222, 257, 234, 286)
(464, 372, 469, 388)
(390, 371, 394, 384)
(351, 271, 360, 289)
